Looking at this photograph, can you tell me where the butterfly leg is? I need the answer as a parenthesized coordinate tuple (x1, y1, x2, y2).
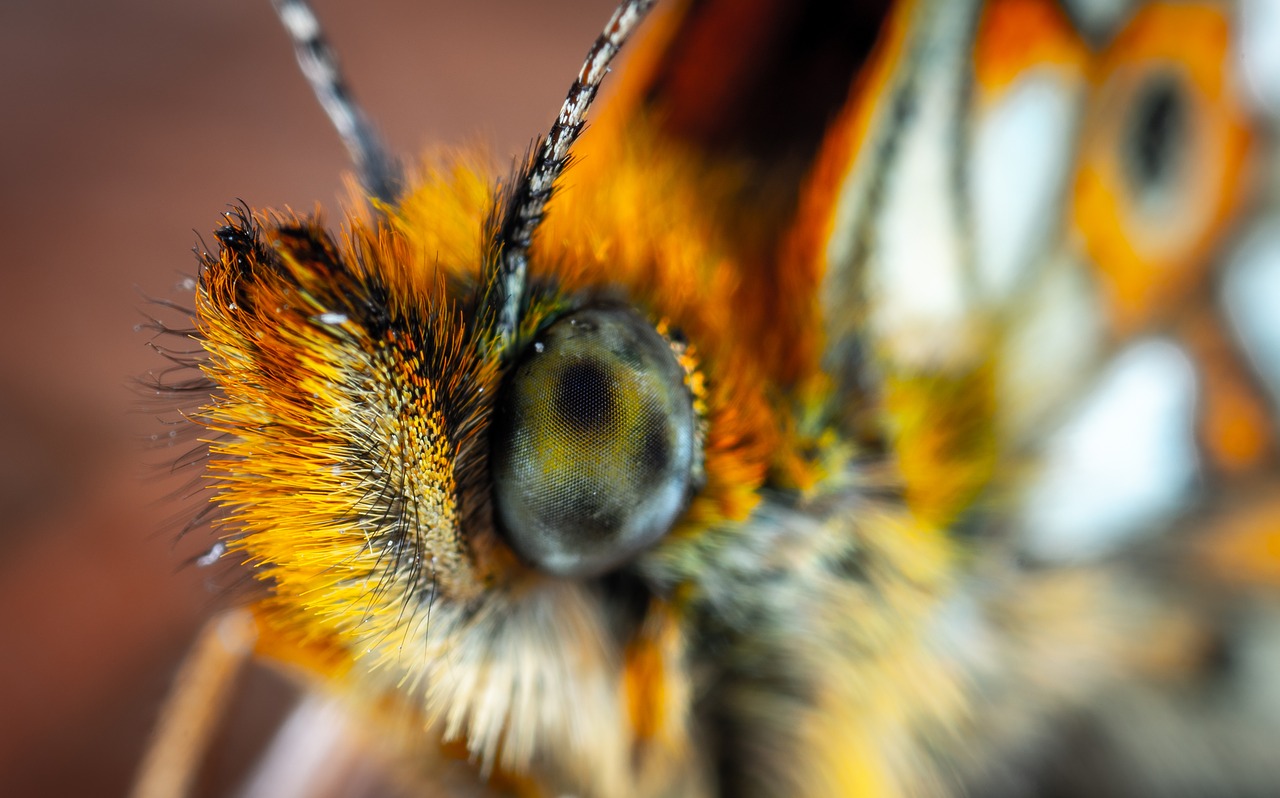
(132, 608, 258, 798)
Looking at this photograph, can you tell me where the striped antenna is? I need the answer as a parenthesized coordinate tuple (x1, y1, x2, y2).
(270, 0, 401, 204)
(489, 0, 656, 352)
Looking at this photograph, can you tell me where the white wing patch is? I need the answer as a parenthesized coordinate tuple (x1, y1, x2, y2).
(1240, 0, 1280, 118)
(971, 72, 1082, 304)
(869, 0, 982, 365)
(1019, 339, 1200, 563)
(1224, 223, 1280, 408)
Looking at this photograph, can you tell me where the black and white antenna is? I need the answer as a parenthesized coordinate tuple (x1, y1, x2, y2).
(270, 0, 402, 205)
(487, 0, 656, 353)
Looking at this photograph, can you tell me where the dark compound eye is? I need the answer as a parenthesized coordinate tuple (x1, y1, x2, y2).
(491, 307, 700, 577)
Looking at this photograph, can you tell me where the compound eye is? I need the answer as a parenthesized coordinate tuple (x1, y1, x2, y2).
(491, 307, 698, 577)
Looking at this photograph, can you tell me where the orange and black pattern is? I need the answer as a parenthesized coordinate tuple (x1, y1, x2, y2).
(145, 0, 1280, 795)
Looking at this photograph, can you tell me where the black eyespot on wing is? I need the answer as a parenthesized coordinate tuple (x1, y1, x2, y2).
(491, 306, 700, 577)
(1125, 72, 1187, 201)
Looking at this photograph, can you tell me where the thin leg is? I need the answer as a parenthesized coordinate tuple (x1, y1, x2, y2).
(132, 608, 258, 798)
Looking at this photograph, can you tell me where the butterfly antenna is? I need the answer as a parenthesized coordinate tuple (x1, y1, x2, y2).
(488, 0, 656, 353)
(270, 0, 402, 205)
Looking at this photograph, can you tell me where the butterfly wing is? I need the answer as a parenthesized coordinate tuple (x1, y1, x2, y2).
(607, 0, 1280, 793)
(729, 0, 1280, 793)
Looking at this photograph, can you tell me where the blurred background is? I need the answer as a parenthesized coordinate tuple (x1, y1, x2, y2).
(0, 1, 611, 793)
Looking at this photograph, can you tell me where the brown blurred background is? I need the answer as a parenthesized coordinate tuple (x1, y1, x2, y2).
(0, 1, 610, 794)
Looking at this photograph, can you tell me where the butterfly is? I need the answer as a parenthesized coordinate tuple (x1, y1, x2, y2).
(136, 0, 1280, 795)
